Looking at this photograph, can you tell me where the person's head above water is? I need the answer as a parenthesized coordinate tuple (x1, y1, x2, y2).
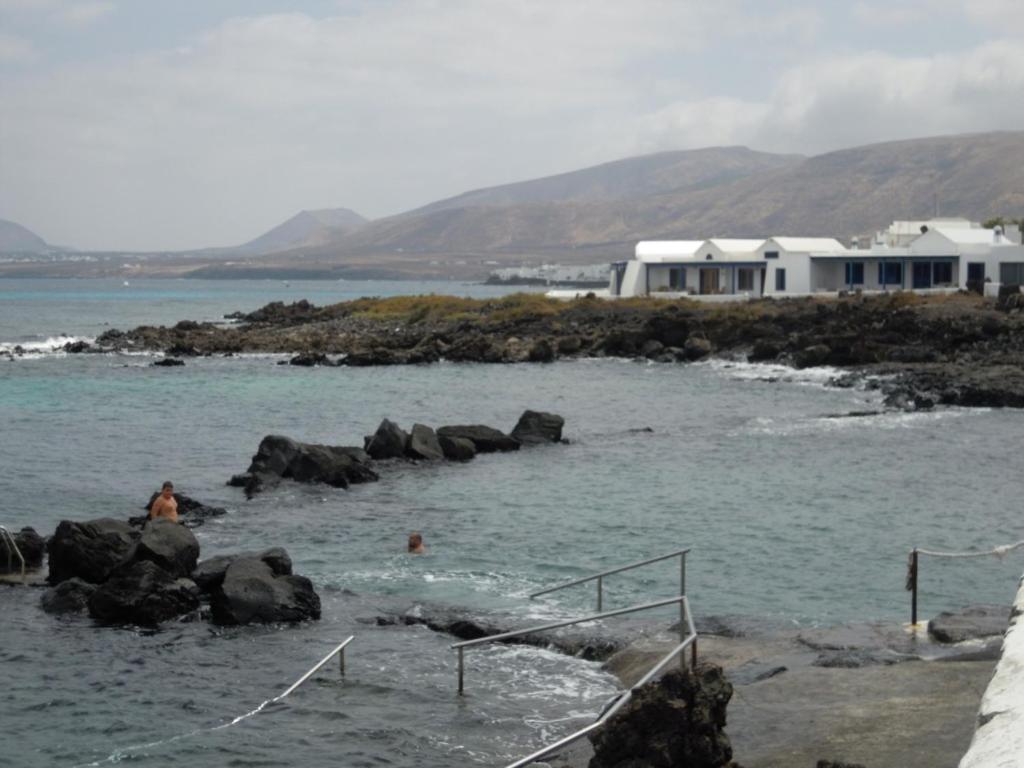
(408, 532, 425, 553)
(161, 481, 174, 498)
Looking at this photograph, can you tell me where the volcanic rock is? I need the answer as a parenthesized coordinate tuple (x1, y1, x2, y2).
(1, 527, 45, 572)
(47, 518, 139, 585)
(366, 418, 409, 460)
(152, 358, 185, 367)
(40, 577, 96, 614)
(191, 547, 293, 593)
(88, 560, 200, 626)
(928, 604, 1010, 643)
(140, 492, 227, 528)
(438, 435, 476, 461)
(239, 434, 379, 495)
(589, 662, 735, 768)
(406, 423, 444, 461)
(210, 557, 320, 625)
(683, 336, 713, 361)
(132, 519, 200, 577)
(436, 425, 520, 453)
(510, 410, 564, 445)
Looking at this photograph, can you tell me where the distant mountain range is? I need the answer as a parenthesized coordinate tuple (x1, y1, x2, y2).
(4, 130, 1022, 278)
(0, 218, 50, 253)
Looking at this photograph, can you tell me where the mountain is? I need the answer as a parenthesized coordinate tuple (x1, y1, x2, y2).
(0, 218, 50, 253)
(289, 131, 1024, 265)
(238, 207, 368, 255)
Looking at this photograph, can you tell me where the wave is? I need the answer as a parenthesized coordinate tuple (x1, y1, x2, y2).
(0, 334, 95, 356)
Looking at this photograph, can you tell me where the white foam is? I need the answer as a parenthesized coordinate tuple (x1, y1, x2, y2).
(0, 334, 94, 356)
(701, 358, 844, 386)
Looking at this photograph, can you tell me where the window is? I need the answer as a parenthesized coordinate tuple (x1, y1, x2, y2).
(844, 262, 865, 284)
(669, 267, 686, 290)
(878, 262, 903, 285)
(775, 268, 786, 291)
(737, 268, 754, 291)
(932, 262, 953, 284)
(764, 251, 779, 260)
(1000, 263, 1024, 285)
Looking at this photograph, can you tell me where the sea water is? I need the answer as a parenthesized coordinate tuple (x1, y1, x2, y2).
(1, 278, 1021, 767)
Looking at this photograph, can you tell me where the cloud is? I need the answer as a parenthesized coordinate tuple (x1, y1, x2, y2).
(56, 1, 114, 25)
(0, 31, 34, 60)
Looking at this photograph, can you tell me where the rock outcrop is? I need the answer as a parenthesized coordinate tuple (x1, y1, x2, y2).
(40, 577, 96, 614)
(365, 418, 409, 460)
(406, 423, 444, 460)
(438, 435, 476, 461)
(87, 560, 200, 626)
(1, 527, 45, 572)
(928, 604, 1010, 643)
(233, 434, 379, 496)
(436, 425, 520, 453)
(210, 557, 320, 625)
(510, 410, 564, 445)
(133, 519, 200, 578)
(138, 492, 227, 528)
(191, 547, 292, 592)
(47, 518, 139, 585)
(589, 663, 736, 768)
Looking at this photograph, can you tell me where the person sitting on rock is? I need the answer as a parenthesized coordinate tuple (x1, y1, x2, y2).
(149, 481, 179, 523)
(408, 532, 426, 554)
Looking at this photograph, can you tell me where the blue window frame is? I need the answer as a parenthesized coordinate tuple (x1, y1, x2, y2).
(845, 262, 865, 284)
(669, 267, 686, 290)
(775, 268, 786, 291)
(878, 262, 902, 285)
(764, 251, 779, 259)
(933, 262, 953, 284)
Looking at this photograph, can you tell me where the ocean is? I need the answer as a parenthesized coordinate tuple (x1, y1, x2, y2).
(1, 277, 1021, 767)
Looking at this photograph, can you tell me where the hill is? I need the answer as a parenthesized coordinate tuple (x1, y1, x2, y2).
(0, 218, 50, 253)
(238, 207, 367, 254)
(290, 131, 1024, 265)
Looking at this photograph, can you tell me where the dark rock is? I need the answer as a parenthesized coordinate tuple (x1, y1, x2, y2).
(682, 336, 713, 361)
(63, 340, 92, 354)
(727, 661, 787, 685)
(210, 557, 320, 625)
(928, 604, 1010, 643)
(88, 560, 200, 626)
(557, 335, 583, 354)
(510, 410, 564, 445)
(812, 649, 902, 668)
(528, 338, 555, 362)
(641, 339, 665, 358)
(288, 353, 338, 367)
(141, 492, 227, 528)
(40, 577, 96, 614)
(240, 434, 379, 494)
(438, 435, 476, 461)
(166, 343, 201, 356)
(437, 425, 520, 453)
(792, 344, 831, 368)
(406, 423, 444, 461)
(748, 339, 784, 362)
(2, 527, 45, 571)
(589, 663, 734, 768)
(366, 418, 409, 460)
(191, 547, 293, 593)
(132, 519, 200, 577)
(47, 518, 140, 585)
(152, 358, 185, 367)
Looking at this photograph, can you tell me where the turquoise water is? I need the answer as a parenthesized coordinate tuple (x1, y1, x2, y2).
(1, 279, 1022, 767)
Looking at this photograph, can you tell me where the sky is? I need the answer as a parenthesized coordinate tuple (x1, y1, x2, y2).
(0, 0, 1022, 251)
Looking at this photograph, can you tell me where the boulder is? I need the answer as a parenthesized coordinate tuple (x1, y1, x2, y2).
(152, 358, 185, 367)
(141, 492, 227, 528)
(406, 423, 444, 461)
(510, 410, 564, 445)
(288, 353, 338, 367)
(132, 519, 200, 577)
(527, 338, 555, 362)
(792, 344, 831, 369)
(240, 434, 379, 494)
(88, 560, 200, 626)
(682, 336, 713, 361)
(1, 527, 45, 572)
(191, 547, 293, 593)
(436, 425, 520, 453)
(589, 663, 734, 768)
(366, 419, 409, 460)
(641, 339, 665, 358)
(47, 518, 139, 585)
(438, 435, 476, 462)
(40, 577, 96, 614)
(210, 557, 320, 625)
(928, 604, 1010, 644)
(63, 340, 92, 354)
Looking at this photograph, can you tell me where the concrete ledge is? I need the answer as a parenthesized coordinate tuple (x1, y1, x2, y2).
(959, 574, 1024, 768)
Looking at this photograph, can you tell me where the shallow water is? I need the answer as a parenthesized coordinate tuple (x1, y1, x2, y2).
(1, 279, 1022, 767)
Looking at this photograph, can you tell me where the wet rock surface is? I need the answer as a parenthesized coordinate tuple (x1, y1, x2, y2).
(210, 557, 321, 625)
(47, 518, 140, 585)
(96, 292, 1024, 410)
(87, 560, 200, 626)
(191, 547, 292, 593)
(237, 434, 379, 496)
(436, 424, 520, 452)
(1, 527, 45, 572)
(40, 577, 96, 614)
(589, 663, 736, 768)
(928, 604, 1010, 643)
(132, 519, 200, 578)
(510, 409, 565, 445)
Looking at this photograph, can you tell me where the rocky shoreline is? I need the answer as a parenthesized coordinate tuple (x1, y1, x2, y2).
(51, 291, 1024, 410)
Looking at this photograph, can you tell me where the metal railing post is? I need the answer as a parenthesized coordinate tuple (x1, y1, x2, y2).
(680, 551, 686, 596)
(911, 548, 919, 626)
(596, 575, 603, 612)
(691, 638, 698, 670)
(339, 646, 346, 677)
(458, 647, 465, 695)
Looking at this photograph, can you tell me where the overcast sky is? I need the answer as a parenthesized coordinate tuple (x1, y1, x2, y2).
(1, 0, 1021, 251)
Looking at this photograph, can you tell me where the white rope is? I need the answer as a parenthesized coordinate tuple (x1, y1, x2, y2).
(915, 540, 1024, 559)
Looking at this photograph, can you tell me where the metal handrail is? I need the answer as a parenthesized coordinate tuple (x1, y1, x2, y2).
(0, 526, 26, 584)
(529, 548, 689, 611)
(276, 636, 354, 700)
(502, 596, 698, 768)
(453, 595, 690, 695)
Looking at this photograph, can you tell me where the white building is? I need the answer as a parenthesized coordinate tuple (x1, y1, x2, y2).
(606, 220, 1024, 299)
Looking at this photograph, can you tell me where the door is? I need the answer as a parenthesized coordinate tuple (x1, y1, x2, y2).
(699, 268, 720, 295)
(912, 262, 932, 289)
(967, 263, 985, 294)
